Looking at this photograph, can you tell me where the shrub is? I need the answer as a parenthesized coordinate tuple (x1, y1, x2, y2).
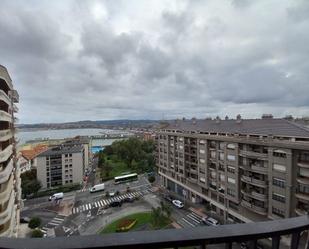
(28, 217, 41, 229)
(116, 219, 137, 232)
(31, 229, 44, 238)
(148, 175, 155, 183)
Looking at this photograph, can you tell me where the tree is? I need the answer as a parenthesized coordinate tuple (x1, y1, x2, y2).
(28, 217, 41, 229)
(31, 229, 44, 238)
(21, 169, 42, 198)
(150, 201, 171, 229)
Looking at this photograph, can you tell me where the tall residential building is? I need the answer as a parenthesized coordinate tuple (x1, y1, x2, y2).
(156, 116, 309, 224)
(36, 144, 85, 189)
(0, 65, 21, 237)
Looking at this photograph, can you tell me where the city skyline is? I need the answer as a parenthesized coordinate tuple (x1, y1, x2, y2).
(1, 0, 309, 123)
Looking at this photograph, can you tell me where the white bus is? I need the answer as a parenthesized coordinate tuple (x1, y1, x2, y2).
(114, 173, 138, 184)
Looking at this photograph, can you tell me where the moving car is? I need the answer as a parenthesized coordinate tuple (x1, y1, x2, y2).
(172, 199, 184, 208)
(202, 217, 219, 226)
(109, 200, 122, 207)
(90, 183, 105, 193)
(123, 196, 135, 203)
(49, 192, 64, 201)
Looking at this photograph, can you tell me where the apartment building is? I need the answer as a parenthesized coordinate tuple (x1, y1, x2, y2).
(0, 65, 21, 237)
(156, 116, 309, 224)
(62, 137, 90, 168)
(36, 145, 85, 189)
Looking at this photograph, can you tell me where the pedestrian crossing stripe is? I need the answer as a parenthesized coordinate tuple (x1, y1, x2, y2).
(72, 191, 142, 215)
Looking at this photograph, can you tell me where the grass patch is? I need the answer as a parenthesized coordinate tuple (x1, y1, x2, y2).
(99, 212, 152, 234)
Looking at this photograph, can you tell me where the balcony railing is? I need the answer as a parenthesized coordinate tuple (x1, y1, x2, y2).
(241, 175, 267, 188)
(0, 216, 308, 248)
(0, 129, 12, 142)
(239, 150, 268, 159)
(0, 145, 13, 164)
(0, 158, 13, 184)
(0, 110, 11, 122)
(0, 89, 11, 105)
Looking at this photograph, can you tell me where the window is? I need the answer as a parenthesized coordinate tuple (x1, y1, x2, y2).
(273, 164, 286, 172)
(273, 152, 287, 158)
(210, 151, 216, 159)
(199, 177, 206, 183)
(199, 158, 205, 164)
(228, 177, 236, 184)
(69, 180, 73, 183)
(273, 177, 285, 188)
(227, 188, 236, 197)
(227, 154, 236, 161)
(272, 193, 286, 203)
(227, 143, 236, 149)
(272, 207, 285, 218)
(199, 139, 206, 145)
(227, 166, 235, 174)
(219, 152, 224, 161)
(199, 149, 205, 154)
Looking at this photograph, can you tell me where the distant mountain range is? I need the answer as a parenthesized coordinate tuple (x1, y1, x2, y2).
(17, 119, 163, 130)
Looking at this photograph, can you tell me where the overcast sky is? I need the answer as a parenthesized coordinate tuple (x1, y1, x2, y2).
(1, 0, 309, 124)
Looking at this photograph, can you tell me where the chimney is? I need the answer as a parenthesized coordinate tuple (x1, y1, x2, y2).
(215, 116, 221, 123)
(225, 115, 229, 120)
(236, 114, 242, 123)
(192, 117, 197, 125)
(262, 114, 273, 119)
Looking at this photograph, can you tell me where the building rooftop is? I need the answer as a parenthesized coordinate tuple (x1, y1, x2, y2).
(163, 117, 309, 138)
(20, 144, 49, 161)
(38, 144, 84, 157)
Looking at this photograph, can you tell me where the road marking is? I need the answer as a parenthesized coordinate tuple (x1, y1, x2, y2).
(53, 217, 64, 222)
(182, 218, 195, 227)
(94, 202, 98, 208)
(187, 214, 201, 224)
(100, 200, 104, 206)
(106, 199, 111, 204)
(85, 204, 89, 210)
(49, 222, 61, 226)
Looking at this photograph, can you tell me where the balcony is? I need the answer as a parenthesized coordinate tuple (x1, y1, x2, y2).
(241, 199, 267, 215)
(241, 189, 268, 201)
(297, 176, 309, 185)
(0, 89, 11, 105)
(0, 159, 13, 184)
(0, 216, 308, 248)
(0, 175, 13, 201)
(8, 90, 19, 103)
(0, 110, 11, 122)
(0, 190, 14, 225)
(0, 144, 13, 164)
(0, 129, 12, 142)
(239, 150, 268, 160)
(0, 65, 13, 90)
(296, 192, 309, 202)
(241, 175, 267, 188)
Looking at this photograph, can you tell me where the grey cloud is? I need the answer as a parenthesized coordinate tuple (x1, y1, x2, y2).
(0, 0, 309, 123)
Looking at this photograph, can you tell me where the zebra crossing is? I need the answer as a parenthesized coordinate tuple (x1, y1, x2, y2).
(177, 212, 203, 228)
(40, 215, 66, 236)
(72, 191, 142, 214)
(76, 187, 91, 193)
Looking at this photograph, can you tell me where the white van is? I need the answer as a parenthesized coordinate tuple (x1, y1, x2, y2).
(49, 192, 64, 201)
(90, 183, 105, 193)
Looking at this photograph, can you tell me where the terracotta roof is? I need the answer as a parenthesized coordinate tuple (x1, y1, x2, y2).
(21, 144, 49, 160)
(164, 118, 309, 138)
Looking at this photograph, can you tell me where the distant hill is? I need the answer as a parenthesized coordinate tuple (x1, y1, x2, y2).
(17, 119, 162, 130)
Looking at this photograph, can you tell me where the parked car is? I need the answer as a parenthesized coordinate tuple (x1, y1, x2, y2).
(109, 200, 122, 207)
(20, 217, 30, 223)
(123, 196, 135, 203)
(172, 199, 184, 208)
(163, 194, 173, 202)
(202, 217, 219, 226)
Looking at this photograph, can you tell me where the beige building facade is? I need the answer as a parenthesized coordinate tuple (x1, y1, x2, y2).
(36, 145, 85, 189)
(156, 117, 309, 224)
(0, 65, 21, 237)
